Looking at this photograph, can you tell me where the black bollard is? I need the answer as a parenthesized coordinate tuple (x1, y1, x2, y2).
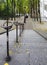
(14, 22, 24, 43)
(24, 16, 26, 23)
(40, 16, 41, 23)
(19, 25, 22, 36)
(5, 0, 11, 62)
(2, 22, 13, 62)
(13, 22, 19, 43)
(5, 26, 11, 62)
(22, 24, 24, 32)
(16, 23, 18, 43)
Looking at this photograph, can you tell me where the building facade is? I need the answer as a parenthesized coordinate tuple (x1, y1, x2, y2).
(40, 0, 47, 21)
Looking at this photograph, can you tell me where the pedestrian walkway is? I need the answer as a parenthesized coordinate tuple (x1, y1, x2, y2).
(24, 17, 33, 30)
(20, 30, 47, 43)
(0, 16, 47, 65)
(0, 29, 47, 65)
(24, 16, 47, 39)
(32, 20, 47, 39)
(0, 16, 47, 40)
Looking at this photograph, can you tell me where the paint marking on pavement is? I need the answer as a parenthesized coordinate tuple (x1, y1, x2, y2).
(9, 50, 13, 55)
(14, 43, 22, 48)
(4, 63, 9, 65)
(14, 44, 16, 48)
(18, 43, 22, 48)
(25, 49, 30, 54)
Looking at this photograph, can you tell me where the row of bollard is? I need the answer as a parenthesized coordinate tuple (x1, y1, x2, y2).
(1, 15, 28, 62)
(0, 0, 28, 62)
(14, 21, 24, 43)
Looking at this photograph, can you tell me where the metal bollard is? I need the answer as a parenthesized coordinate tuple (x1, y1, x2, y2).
(5, 27, 11, 62)
(16, 24, 18, 43)
(19, 25, 22, 36)
(22, 24, 24, 32)
(28, 52, 30, 65)
(14, 22, 24, 43)
(24, 17, 26, 23)
(2, 22, 13, 62)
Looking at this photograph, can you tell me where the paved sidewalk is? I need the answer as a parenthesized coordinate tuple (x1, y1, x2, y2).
(0, 16, 47, 65)
(32, 20, 47, 39)
(24, 16, 47, 39)
(0, 29, 47, 65)
(0, 17, 47, 40)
